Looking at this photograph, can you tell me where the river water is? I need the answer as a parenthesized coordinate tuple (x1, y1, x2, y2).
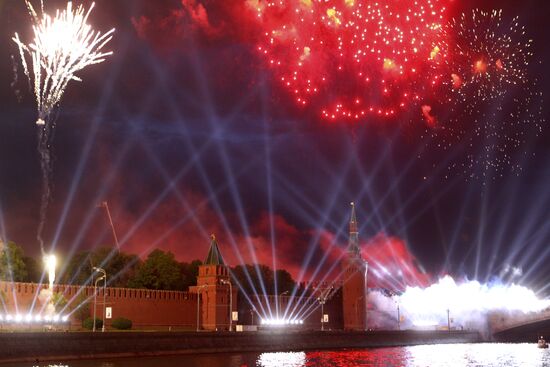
(14, 343, 550, 367)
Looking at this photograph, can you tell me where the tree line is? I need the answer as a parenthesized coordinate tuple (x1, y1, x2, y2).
(0, 241, 297, 295)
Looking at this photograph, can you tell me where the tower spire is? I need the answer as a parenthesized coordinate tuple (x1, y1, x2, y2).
(205, 233, 225, 265)
(348, 202, 360, 257)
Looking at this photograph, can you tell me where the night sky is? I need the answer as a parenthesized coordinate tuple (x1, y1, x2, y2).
(0, 0, 549, 292)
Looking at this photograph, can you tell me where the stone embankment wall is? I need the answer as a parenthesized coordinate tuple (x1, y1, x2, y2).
(0, 330, 481, 363)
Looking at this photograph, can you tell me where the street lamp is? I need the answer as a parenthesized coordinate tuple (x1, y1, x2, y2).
(447, 308, 451, 332)
(220, 279, 233, 332)
(250, 307, 257, 325)
(397, 302, 401, 330)
(279, 290, 289, 319)
(196, 284, 208, 332)
(92, 275, 104, 332)
(317, 296, 326, 331)
(93, 267, 107, 332)
(317, 286, 334, 331)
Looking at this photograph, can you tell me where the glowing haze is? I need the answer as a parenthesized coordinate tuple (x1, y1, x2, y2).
(397, 275, 550, 328)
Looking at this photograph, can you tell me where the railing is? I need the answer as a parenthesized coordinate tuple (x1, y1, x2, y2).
(494, 310, 550, 332)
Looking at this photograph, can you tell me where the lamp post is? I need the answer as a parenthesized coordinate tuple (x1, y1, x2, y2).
(221, 279, 233, 331)
(397, 303, 401, 330)
(92, 275, 104, 332)
(196, 285, 208, 332)
(250, 307, 256, 325)
(93, 267, 107, 332)
(318, 297, 326, 331)
(317, 286, 333, 331)
(279, 290, 289, 320)
(447, 308, 451, 332)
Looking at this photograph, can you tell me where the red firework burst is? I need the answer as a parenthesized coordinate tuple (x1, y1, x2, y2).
(254, 0, 449, 122)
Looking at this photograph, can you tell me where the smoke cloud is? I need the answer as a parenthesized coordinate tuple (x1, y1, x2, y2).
(369, 275, 550, 335)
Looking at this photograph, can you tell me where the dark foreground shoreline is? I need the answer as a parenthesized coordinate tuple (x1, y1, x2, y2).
(0, 329, 481, 364)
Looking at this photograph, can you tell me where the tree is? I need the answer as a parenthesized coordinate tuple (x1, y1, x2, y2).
(232, 264, 268, 295)
(22, 256, 41, 283)
(61, 247, 140, 287)
(83, 317, 102, 330)
(0, 241, 28, 282)
(111, 317, 132, 330)
(52, 292, 68, 313)
(275, 269, 296, 295)
(180, 259, 202, 290)
(127, 249, 183, 290)
(71, 293, 91, 323)
(60, 250, 92, 286)
(231, 264, 296, 296)
(91, 247, 141, 288)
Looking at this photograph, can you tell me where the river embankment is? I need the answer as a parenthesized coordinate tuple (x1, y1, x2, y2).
(0, 329, 482, 364)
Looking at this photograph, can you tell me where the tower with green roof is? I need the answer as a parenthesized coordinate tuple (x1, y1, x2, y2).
(192, 234, 237, 331)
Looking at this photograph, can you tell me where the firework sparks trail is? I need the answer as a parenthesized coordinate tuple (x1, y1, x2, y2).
(10, 55, 23, 102)
(12, 1, 114, 253)
(435, 9, 533, 106)
(254, 0, 449, 121)
(420, 9, 544, 180)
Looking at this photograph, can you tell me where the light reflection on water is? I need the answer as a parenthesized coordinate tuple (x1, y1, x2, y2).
(25, 344, 550, 367)
(257, 352, 306, 367)
(407, 343, 545, 367)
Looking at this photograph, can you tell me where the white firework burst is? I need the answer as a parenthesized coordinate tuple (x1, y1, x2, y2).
(13, 1, 115, 125)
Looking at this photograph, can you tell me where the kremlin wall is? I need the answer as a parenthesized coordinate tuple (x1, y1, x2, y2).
(0, 204, 368, 331)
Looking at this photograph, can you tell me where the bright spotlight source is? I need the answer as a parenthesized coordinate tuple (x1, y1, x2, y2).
(260, 318, 303, 327)
(0, 313, 71, 324)
(414, 320, 438, 327)
(45, 254, 57, 287)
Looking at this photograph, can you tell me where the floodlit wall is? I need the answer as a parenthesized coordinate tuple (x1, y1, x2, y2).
(341, 258, 367, 330)
(0, 281, 198, 330)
